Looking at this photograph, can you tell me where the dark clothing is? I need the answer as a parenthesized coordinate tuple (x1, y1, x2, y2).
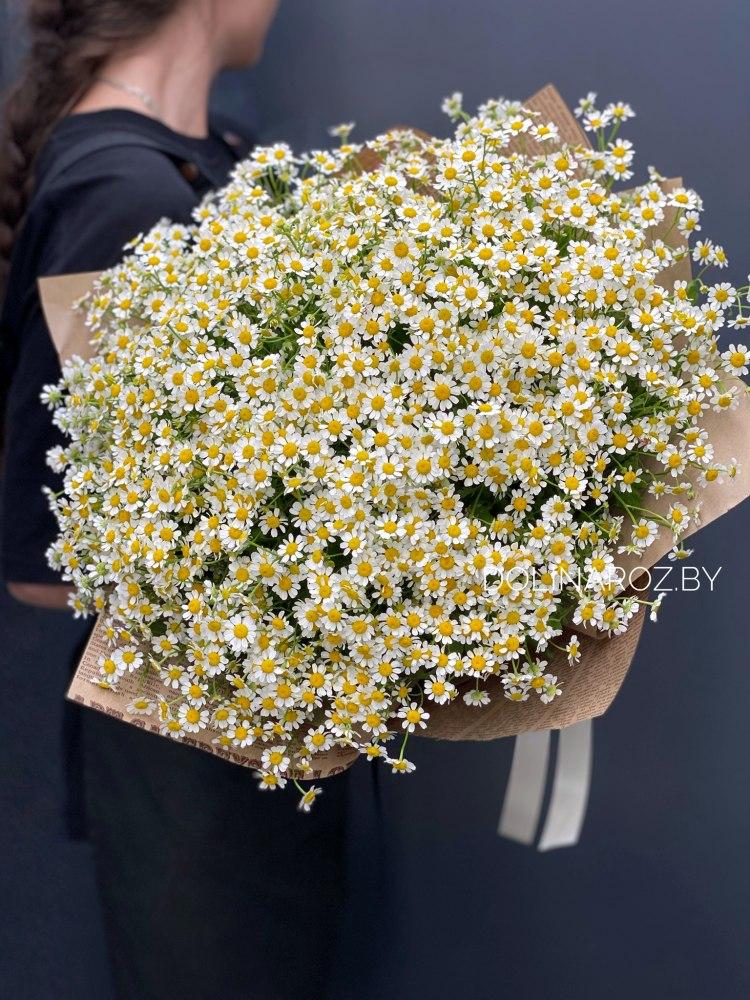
(0, 109, 357, 1000)
(0, 109, 240, 582)
(83, 711, 352, 1000)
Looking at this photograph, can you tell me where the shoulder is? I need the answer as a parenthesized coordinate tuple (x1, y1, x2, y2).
(36, 143, 198, 226)
(29, 111, 211, 233)
(24, 142, 198, 277)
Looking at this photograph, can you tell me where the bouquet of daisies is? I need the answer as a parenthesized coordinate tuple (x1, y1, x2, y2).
(42, 86, 750, 808)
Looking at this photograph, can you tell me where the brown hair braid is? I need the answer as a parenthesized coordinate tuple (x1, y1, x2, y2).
(0, 0, 183, 299)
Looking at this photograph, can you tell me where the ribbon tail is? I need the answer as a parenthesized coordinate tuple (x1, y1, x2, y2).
(498, 730, 551, 844)
(537, 719, 593, 851)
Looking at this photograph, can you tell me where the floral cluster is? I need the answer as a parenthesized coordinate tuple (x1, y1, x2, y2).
(44, 91, 749, 804)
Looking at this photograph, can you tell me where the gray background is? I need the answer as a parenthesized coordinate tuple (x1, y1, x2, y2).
(2, 1, 749, 997)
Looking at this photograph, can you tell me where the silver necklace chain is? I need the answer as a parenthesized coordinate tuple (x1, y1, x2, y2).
(98, 76, 162, 119)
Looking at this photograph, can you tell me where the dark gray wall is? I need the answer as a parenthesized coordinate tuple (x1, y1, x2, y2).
(0, 0, 22, 90)
(3, 2, 750, 998)
(235, 0, 750, 292)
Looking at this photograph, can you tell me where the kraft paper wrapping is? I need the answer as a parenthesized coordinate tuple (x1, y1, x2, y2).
(66, 616, 358, 779)
(38, 270, 102, 365)
(508, 82, 589, 152)
(39, 84, 750, 772)
(425, 604, 646, 741)
(615, 380, 750, 583)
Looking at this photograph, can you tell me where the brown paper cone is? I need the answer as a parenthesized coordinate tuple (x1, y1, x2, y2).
(423, 600, 646, 741)
(510, 83, 589, 152)
(67, 614, 358, 780)
(615, 378, 750, 583)
(38, 271, 102, 365)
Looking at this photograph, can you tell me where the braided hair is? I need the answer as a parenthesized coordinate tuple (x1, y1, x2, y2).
(0, 0, 182, 299)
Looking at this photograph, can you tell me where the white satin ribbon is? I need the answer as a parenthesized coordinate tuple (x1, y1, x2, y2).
(498, 720, 593, 851)
(497, 730, 551, 844)
(538, 720, 593, 850)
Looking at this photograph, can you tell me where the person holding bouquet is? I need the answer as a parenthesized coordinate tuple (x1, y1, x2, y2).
(0, 3, 357, 998)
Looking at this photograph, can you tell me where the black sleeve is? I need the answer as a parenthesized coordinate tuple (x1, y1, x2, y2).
(1, 148, 197, 583)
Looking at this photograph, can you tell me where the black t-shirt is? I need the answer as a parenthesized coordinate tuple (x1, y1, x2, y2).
(0, 109, 247, 583)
